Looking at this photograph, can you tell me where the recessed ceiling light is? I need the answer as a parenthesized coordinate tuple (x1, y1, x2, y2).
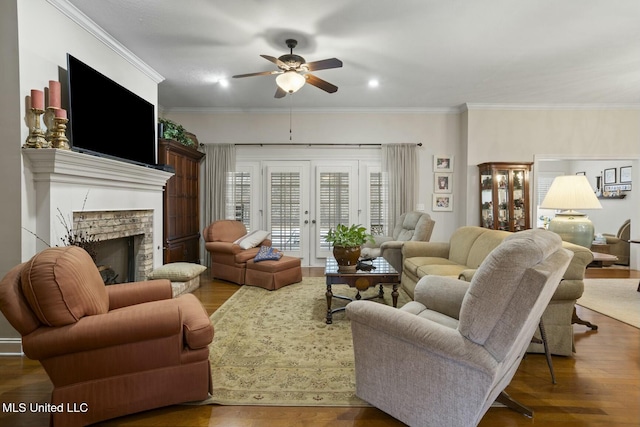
(368, 79, 379, 88)
(218, 79, 229, 88)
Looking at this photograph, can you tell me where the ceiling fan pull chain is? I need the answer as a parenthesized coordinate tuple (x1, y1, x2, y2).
(289, 95, 293, 141)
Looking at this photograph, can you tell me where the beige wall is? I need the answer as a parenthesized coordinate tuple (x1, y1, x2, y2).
(164, 110, 463, 242)
(16, 0, 159, 262)
(464, 107, 640, 227)
(0, 0, 161, 353)
(0, 0, 22, 353)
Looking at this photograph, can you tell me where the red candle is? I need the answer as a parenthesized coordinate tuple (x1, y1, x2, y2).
(49, 80, 61, 108)
(54, 108, 67, 119)
(31, 89, 44, 110)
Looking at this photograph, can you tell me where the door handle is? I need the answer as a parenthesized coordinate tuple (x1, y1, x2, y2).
(311, 220, 316, 224)
(304, 220, 309, 224)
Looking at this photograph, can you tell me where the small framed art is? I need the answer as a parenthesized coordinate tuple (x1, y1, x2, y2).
(604, 168, 616, 184)
(620, 166, 632, 183)
(433, 155, 454, 172)
(432, 194, 453, 211)
(434, 173, 452, 193)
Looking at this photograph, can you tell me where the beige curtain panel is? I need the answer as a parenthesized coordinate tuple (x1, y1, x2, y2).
(382, 143, 417, 234)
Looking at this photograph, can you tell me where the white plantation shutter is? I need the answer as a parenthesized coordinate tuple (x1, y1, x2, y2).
(369, 171, 388, 235)
(318, 172, 351, 251)
(270, 172, 301, 251)
(233, 171, 251, 231)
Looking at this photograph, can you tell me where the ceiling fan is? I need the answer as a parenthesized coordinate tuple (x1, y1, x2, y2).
(232, 39, 343, 98)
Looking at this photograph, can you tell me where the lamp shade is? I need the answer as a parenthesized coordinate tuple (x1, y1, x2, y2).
(541, 175, 602, 248)
(540, 175, 602, 211)
(276, 71, 306, 94)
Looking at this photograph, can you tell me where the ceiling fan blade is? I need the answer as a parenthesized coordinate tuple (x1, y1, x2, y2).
(261, 54, 290, 70)
(232, 70, 281, 78)
(303, 58, 343, 72)
(305, 74, 338, 93)
(274, 86, 287, 98)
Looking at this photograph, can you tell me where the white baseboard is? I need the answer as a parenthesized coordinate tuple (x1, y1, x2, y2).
(0, 338, 24, 356)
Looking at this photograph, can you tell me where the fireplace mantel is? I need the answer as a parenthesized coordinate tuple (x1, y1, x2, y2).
(22, 148, 173, 275)
(23, 148, 173, 190)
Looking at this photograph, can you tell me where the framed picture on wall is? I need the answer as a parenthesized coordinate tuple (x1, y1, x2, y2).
(604, 168, 616, 184)
(433, 155, 454, 172)
(434, 173, 453, 193)
(620, 166, 632, 183)
(432, 194, 453, 211)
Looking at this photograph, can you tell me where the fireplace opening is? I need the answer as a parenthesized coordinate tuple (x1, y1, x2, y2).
(72, 209, 154, 282)
(95, 235, 142, 284)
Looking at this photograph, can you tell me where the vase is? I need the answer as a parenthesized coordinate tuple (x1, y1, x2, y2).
(333, 246, 361, 272)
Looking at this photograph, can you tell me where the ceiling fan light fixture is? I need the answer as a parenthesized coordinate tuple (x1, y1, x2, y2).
(276, 71, 306, 94)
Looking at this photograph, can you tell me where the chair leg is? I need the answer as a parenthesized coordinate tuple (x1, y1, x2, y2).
(539, 319, 556, 384)
(496, 391, 533, 418)
(530, 319, 556, 384)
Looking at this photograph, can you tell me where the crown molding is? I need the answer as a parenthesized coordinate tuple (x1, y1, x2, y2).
(160, 106, 461, 115)
(463, 103, 640, 111)
(46, 0, 164, 84)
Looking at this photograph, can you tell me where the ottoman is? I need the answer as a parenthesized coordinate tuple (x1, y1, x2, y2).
(245, 256, 302, 290)
(147, 262, 207, 297)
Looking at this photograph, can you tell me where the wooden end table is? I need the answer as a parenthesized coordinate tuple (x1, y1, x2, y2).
(588, 251, 618, 268)
(324, 257, 400, 324)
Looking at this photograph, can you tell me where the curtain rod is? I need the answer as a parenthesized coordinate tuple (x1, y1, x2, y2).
(200, 143, 422, 147)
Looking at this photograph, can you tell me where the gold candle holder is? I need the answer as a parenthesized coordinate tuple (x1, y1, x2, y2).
(51, 117, 70, 149)
(44, 107, 57, 144)
(23, 108, 49, 148)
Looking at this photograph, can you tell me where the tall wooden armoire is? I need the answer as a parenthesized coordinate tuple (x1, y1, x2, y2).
(158, 138, 205, 264)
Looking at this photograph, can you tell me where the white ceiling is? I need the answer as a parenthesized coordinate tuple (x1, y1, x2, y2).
(66, 0, 640, 111)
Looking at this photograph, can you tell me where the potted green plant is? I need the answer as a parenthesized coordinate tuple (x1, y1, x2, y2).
(326, 224, 374, 271)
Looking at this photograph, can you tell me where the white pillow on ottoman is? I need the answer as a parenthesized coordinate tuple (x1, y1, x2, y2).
(148, 262, 207, 297)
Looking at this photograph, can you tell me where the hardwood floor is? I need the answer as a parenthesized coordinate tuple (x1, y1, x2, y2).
(0, 267, 638, 426)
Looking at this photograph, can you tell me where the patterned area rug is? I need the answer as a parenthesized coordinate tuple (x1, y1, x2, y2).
(578, 278, 639, 328)
(208, 276, 410, 406)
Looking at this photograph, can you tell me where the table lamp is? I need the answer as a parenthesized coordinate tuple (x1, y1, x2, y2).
(540, 175, 602, 247)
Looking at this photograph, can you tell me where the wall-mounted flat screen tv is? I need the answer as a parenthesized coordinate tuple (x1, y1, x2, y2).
(67, 53, 157, 167)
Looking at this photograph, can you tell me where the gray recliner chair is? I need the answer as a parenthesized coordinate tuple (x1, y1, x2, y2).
(347, 229, 573, 427)
(361, 211, 435, 273)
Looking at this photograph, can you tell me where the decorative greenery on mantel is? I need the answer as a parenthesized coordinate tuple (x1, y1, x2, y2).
(158, 118, 196, 147)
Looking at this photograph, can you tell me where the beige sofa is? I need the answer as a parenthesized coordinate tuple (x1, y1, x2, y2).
(401, 226, 594, 356)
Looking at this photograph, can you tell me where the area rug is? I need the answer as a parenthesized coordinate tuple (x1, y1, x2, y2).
(577, 279, 640, 328)
(208, 277, 410, 406)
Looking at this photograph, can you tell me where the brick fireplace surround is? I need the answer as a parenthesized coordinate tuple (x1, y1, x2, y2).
(23, 149, 174, 279)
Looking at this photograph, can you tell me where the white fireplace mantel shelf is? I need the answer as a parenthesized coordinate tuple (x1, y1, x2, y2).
(23, 148, 173, 191)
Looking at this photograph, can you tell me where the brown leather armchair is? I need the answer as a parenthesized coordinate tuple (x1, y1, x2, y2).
(0, 246, 213, 427)
(603, 219, 630, 265)
(203, 220, 271, 284)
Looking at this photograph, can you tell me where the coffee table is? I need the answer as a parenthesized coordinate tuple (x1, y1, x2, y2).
(324, 257, 400, 324)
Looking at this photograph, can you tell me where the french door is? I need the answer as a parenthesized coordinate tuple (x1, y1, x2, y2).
(264, 160, 359, 266)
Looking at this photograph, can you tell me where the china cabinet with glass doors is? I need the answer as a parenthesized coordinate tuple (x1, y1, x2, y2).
(478, 162, 532, 232)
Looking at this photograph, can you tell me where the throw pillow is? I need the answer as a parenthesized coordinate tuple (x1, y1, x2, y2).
(254, 246, 283, 262)
(235, 229, 270, 249)
(148, 262, 207, 281)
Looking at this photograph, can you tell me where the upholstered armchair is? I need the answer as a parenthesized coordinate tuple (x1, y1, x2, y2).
(361, 211, 435, 273)
(0, 246, 213, 427)
(202, 220, 272, 284)
(347, 229, 573, 427)
(603, 219, 630, 265)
